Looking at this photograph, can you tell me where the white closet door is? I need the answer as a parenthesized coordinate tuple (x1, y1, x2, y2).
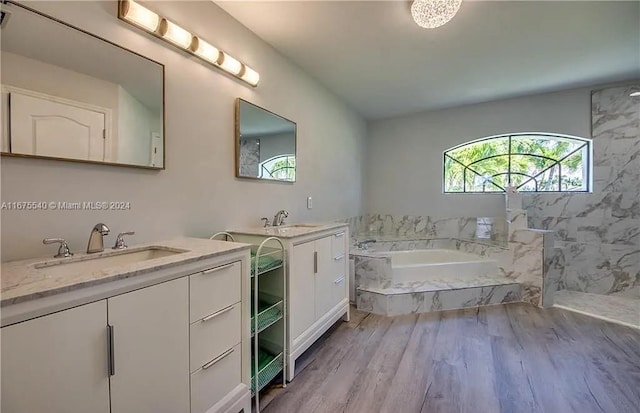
(10, 92, 105, 161)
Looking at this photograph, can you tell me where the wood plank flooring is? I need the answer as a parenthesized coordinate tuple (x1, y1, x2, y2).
(260, 304, 640, 413)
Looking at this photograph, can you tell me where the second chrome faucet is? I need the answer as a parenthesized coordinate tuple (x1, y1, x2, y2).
(272, 210, 289, 226)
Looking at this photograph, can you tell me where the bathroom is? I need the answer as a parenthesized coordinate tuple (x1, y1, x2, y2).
(1, 1, 638, 412)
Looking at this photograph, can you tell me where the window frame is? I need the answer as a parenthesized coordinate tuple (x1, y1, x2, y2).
(258, 154, 296, 181)
(442, 132, 592, 194)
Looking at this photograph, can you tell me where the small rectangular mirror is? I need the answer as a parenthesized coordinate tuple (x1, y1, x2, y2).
(0, 2, 165, 169)
(235, 99, 296, 182)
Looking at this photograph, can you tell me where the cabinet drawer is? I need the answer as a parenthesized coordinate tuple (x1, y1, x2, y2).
(331, 231, 347, 259)
(190, 302, 241, 373)
(190, 261, 241, 323)
(331, 273, 348, 307)
(190, 344, 241, 413)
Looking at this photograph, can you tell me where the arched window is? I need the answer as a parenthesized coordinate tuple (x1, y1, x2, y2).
(443, 133, 591, 193)
(259, 154, 296, 181)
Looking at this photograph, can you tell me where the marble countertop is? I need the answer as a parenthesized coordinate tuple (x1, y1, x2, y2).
(1, 237, 250, 307)
(230, 222, 348, 239)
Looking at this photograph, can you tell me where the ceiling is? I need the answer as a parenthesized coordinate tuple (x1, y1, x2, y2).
(217, 1, 640, 120)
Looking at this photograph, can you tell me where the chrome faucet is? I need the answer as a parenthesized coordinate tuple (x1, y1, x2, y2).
(357, 239, 377, 250)
(87, 223, 110, 253)
(272, 210, 289, 226)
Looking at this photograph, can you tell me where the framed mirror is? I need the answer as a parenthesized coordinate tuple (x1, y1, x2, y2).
(235, 99, 296, 182)
(0, 1, 165, 169)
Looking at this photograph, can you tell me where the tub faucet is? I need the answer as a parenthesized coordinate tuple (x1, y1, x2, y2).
(272, 210, 289, 226)
(87, 223, 110, 253)
(357, 239, 377, 250)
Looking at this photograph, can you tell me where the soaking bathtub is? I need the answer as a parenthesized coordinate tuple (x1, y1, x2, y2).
(374, 249, 498, 284)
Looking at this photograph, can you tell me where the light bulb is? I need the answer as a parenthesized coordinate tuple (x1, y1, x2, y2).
(241, 65, 260, 86)
(218, 52, 242, 75)
(160, 19, 193, 49)
(192, 37, 220, 64)
(120, 0, 160, 32)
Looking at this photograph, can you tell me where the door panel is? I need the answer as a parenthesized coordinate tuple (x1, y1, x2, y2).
(10, 92, 105, 161)
(1, 301, 110, 413)
(108, 278, 190, 413)
(291, 241, 316, 340)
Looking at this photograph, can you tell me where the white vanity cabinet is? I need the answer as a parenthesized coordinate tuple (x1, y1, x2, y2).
(1, 239, 251, 413)
(232, 224, 349, 380)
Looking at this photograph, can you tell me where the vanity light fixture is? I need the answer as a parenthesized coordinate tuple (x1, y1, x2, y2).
(118, 0, 260, 87)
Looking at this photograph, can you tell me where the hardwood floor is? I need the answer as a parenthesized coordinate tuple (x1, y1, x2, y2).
(260, 304, 640, 413)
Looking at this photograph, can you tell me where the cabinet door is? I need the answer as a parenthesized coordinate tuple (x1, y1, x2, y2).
(291, 240, 317, 340)
(1, 301, 110, 413)
(314, 235, 336, 319)
(108, 278, 190, 413)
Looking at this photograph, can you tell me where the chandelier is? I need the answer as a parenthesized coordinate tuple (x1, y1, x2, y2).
(411, 0, 462, 29)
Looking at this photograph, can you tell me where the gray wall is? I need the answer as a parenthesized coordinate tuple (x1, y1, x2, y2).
(0, 1, 366, 261)
(365, 86, 593, 218)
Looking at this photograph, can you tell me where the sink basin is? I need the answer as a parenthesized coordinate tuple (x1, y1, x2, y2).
(35, 246, 188, 277)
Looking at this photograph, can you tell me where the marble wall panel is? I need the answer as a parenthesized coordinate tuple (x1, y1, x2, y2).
(523, 85, 640, 298)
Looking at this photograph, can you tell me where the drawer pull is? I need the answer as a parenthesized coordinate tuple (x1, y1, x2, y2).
(202, 263, 234, 275)
(202, 348, 234, 370)
(334, 276, 345, 284)
(201, 305, 234, 322)
(334, 233, 345, 238)
(334, 254, 346, 261)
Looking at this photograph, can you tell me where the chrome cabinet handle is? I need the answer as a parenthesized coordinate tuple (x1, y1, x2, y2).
(334, 276, 345, 284)
(203, 263, 233, 274)
(313, 251, 318, 274)
(334, 254, 346, 261)
(107, 325, 115, 376)
(201, 305, 234, 322)
(334, 232, 344, 238)
(202, 348, 234, 370)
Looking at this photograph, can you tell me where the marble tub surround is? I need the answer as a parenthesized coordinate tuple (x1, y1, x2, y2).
(1, 237, 250, 306)
(357, 283, 521, 317)
(352, 237, 457, 253)
(346, 214, 508, 247)
(353, 229, 552, 311)
(554, 290, 640, 329)
(523, 85, 639, 299)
